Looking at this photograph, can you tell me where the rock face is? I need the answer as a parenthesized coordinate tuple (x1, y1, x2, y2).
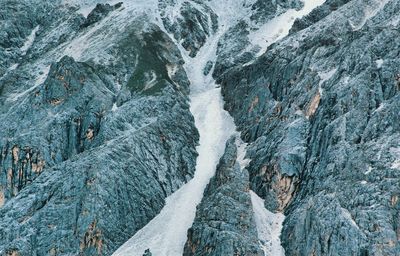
(217, 0, 400, 255)
(183, 137, 262, 256)
(81, 2, 123, 28)
(159, 0, 218, 57)
(0, 2, 198, 255)
(1, 0, 400, 255)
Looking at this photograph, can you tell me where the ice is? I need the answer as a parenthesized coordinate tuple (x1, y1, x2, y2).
(250, 191, 285, 256)
(20, 26, 40, 55)
(247, 0, 326, 57)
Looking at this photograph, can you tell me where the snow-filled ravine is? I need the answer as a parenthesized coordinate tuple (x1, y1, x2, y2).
(114, 0, 326, 255)
(113, 8, 238, 256)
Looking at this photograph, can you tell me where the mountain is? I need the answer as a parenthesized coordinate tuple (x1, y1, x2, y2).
(0, 0, 399, 255)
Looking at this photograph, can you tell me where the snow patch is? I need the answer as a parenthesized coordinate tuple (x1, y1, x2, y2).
(318, 68, 337, 95)
(390, 147, 400, 169)
(20, 26, 40, 56)
(349, 0, 390, 31)
(364, 166, 373, 175)
(8, 64, 19, 71)
(236, 139, 250, 170)
(111, 103, 118, 112)
(35, 65, 51, 86)
(250, 191, 285, 256)
(247, 0, 326, 56)
(341, 207, 359, 230)
(375, 59, 384, 68)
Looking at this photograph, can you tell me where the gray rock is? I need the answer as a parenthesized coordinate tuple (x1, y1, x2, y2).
(81, 3, 123, 29)
(250, 0, 304, 23)
(183, 137, 263, 256)
(203, 60, 213, 76)
(160, 0, 218, 57)
(217, 0, 400, 255)
(143, 248, 152, 256)
(0, 3, 199, 255)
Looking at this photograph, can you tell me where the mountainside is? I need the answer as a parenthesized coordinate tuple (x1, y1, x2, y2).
(0, 0, 399, 255)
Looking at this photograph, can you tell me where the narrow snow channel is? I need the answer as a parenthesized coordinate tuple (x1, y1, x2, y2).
(113, 11, 237, 256)
(250, 191, 286, 256)
(114, 0, 329, 254)
(247, 0, 326, 57)
(20, 25, 40, 56)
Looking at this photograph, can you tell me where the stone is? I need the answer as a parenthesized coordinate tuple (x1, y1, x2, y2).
(183, 137, 263, 256)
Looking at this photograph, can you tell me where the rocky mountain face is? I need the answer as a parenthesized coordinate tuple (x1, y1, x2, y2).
(0, 0, 399, 255)
(183, 137, 262, 256)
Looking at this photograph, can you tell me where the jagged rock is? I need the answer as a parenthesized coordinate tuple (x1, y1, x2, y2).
(160, 0, 218, 57)
(81, 2, 123, 28)
(290, 0, 351, 33)
(143, 249, 152, 256)
(203, 60, 213, 76)
(183, 137, 263, 256)
(250, 0, 304, 23)
(0, 4, 198, 255)
(217, 0, 400, 255)
(1, 0, 400, 255)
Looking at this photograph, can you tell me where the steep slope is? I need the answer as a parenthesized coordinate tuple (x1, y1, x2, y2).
(0, 1, 198, 255)
(183, 137, 262, 256)
(1, 0, 399, 255)
(217, 0, 400, 255)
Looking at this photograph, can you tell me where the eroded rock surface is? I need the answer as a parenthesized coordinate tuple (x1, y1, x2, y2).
(217, 0, 400, 255)
(183, 137, 262, 256)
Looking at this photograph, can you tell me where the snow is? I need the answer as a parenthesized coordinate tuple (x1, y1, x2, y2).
(376, 59, 384, 68)
(390, 147, 400, 170)
(247, 0, 326, 57)
(8, 64, 19, 71)
(35, 65, 51, 86)
(113, 2, 240, 255)
(364, 166, 373, 175)
(20, 26, 40, 55)
(349, 0, 390, 31)
(62, 0, 159, 62)
(111, 103, 118, 112)
(250, 191, 285, 256)
(318, 68, 337, 95)
(6, 65, 50, 102)
(62, 0, 124, 17)
(236, 139, 250, 170)
(341, 207, 359, 230)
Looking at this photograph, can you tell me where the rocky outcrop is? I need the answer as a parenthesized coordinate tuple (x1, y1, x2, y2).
(183, 137, 263, 256)
(81, 2, 123, 28)
(0, 2, 199, 255)
(290, 0, 351, 34)
(250, 0, 303, 23)
(218, 0, 400, 255)
(159, 0, 218, 57)
(2, 0, 400, 255)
